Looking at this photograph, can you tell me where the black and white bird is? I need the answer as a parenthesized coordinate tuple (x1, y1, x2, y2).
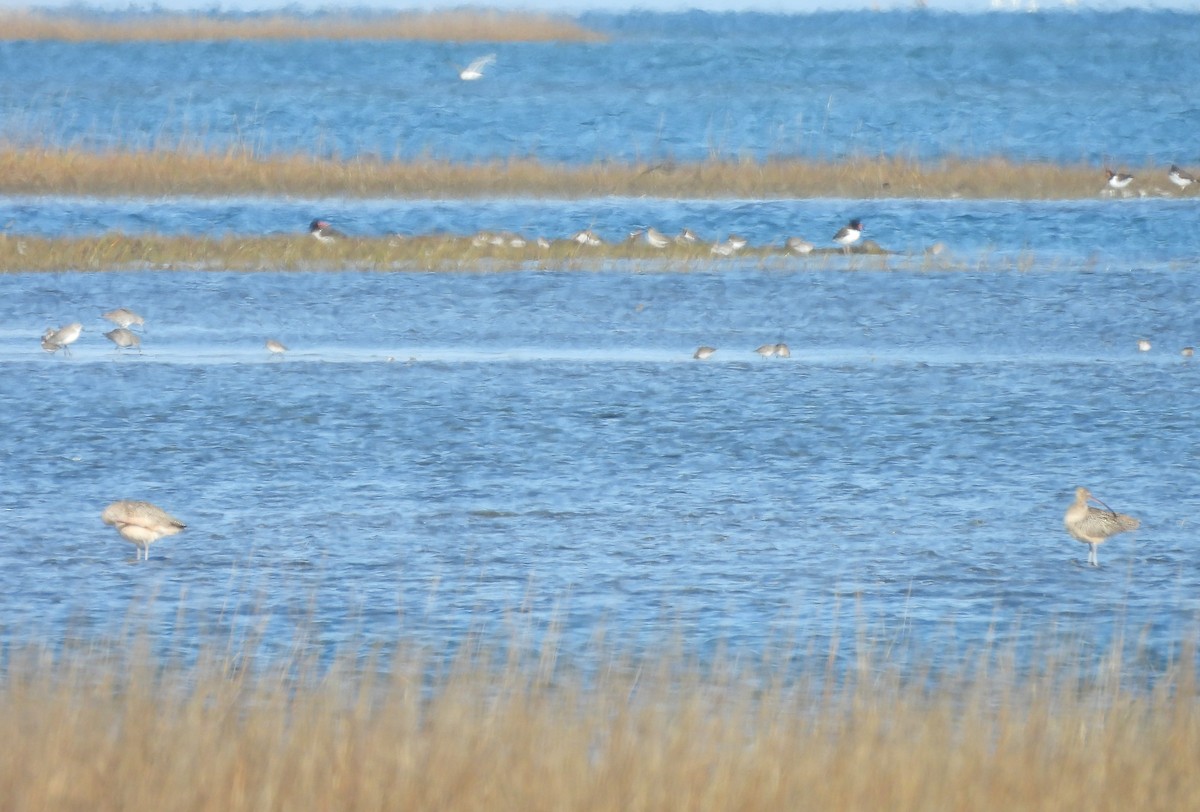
(1168, 164, 1196, 190)
(309, 219, 346, 243)
(833, 219, 864, 253)
(1105, 169, 1134, 190)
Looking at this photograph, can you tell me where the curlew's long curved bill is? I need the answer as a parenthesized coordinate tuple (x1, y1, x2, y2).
(1086, 492, 1119, 517)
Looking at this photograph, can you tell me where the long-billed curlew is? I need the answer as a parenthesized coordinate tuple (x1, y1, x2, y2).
(101, 500, 186, 561)
(1063, 487, 1140, 567)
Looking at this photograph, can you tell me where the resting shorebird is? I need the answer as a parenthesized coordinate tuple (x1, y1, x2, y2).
(102, 307, 145, 330)
(693, 346, 716, 360)
(458, 53, 496, 81)
(571, 229, 603, 246)
(1063, 487, 1140, 567)
(102, 500, 186, 561)
(266, 338, 288, 356)
(786, 237, 814, 255)
(833, 219, 863, 253)
(755, 343, 778, 359)
(1168, 164, 1195, 190)
(774, 343, 791, 358)
(309, 219, 346, 243)
(1105, 169, 1134, 190)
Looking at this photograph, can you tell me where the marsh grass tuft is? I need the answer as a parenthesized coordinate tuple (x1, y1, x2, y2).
(2, 632, 1197, 811)
(0, 10, 604, 43)
(0, 147, 1156, 200)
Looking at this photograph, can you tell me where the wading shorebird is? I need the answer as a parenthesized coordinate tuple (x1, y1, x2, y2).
(1105, 169, 1134, 190)
(1064, 487, 1140, 567)
(104, 327, 141, 351)
(774, 343, 791, 358)
(693, 346, 716, 360)
(42, 322, 83, 356)
(102, 307, 145, 330)
(102, 500, 186, 561)
(309, 219, 346, 243)
(458, 53, 496, 81)
(833, 219, 863, 253)
(266, 338, 288, 356)
(755, 343, 778, 359)
(1168, 164, 1195, 191)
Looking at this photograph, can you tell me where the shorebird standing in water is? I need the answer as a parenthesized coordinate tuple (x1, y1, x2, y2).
(102, 500, 186, 561)
(458, 53, 496, 81)
(266, 338, 288, 356)
(754, 343, 778, 359)
(833, 219, 863, 253)
(104, 328, 141, 351)
(1063, 487, 1140, 567)
(693, 346, 716, 360)
(41, 322, 83, 356)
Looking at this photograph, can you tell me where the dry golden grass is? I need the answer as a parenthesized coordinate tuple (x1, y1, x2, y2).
(0, 146, 1145, 199)
(0, 232, 907, 273)
(2, 634, 1197, 812)
(0, 10, 604, 42)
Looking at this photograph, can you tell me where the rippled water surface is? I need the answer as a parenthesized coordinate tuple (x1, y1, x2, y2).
(3, 9, 1199, 678)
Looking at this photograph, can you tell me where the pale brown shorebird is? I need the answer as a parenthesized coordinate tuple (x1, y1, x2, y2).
(102, 500, 186, 561)
(41, 322, 83, 356)
(774, 342, 791, 358)
(102, 307, 145, 330)
(1182, 346, 1195, 359)
(786, 237, 814, 255)
(1063, 487, 1140, 567)
(572, 229, 603, 246)
(693, 346, 716, 360)
(1137, 339, 1152, 352)
(755, 343, 778, 359)
(104, 327, 141, 351)
(265, 338, 288, 356)
(644, 227, 671, 248)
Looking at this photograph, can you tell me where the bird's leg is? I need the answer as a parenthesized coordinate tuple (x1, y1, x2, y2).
(1089, 544, 1098, 567)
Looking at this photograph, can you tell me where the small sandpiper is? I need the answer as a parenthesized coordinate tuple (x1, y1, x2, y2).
(266, 338, 288, 355)
(755, 343, 778, 359)
(785, 237, 813, 255)
(572, 229, 603, 246)
(774, 343, 791, 358)
(644, 227, 671, 248)
(105, 328, 142, 351)
(693, 346, 716, 360)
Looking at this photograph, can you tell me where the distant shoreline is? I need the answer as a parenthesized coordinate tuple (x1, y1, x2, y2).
(0, 10, 605, 42)
(1, 148, 1186, 200)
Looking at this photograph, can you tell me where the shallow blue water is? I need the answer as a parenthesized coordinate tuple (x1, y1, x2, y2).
(2, 10, 1199, 165)
(3, 265, 1199, 676)
(3, 9, 1199, 679)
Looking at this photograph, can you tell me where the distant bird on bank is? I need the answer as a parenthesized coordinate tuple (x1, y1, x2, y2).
(1168, 164, 1196, 191)
(41, 322, 83, 356)
(693, 346, 716, 360)
(102, 500, 186, 561)
(102, 307, 145, 331)
(1064, 487, 1140, 567)
(309, 219, 346, 243)
(675, 228, 699, 245)
(571, 229, 603, 246)
(786, 236, 814, 255)
(833, 219, 864, 253)
(644, 227, 671, 248)
(755, 343, 778, 359)
(458, 53, 496, 81)
(104, 328, 141, 351)
(266, 338, 288, 356)
(1105, 169, 1134, 190)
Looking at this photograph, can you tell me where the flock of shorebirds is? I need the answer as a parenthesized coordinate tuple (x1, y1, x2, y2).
(311, 216, 875, 258)
(1104, 164, 1196, 197)
(40, 307, 289, 358)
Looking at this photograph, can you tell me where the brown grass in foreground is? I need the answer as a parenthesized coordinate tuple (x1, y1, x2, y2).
(0, 10, 604, 42)
(0, 147, 1175, 200)
(2, 638, 1197, 811)
(0, 233, 920, 274)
